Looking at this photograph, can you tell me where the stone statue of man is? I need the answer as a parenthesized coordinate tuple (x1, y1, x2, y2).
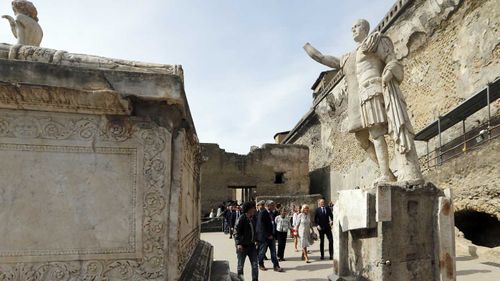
(304, 19, 423, 184)
(2, 0, 43, 46)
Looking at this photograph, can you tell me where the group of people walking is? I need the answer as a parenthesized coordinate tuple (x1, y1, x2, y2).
(221, 205, 242, 239)
(222, 198, 334, 281)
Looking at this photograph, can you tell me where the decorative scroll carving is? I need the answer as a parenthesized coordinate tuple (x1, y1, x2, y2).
(178, 228, 200, 274)
(0, 82, 131, 115)
(176, 133, 202, 274)
(0, 110, 169, 280)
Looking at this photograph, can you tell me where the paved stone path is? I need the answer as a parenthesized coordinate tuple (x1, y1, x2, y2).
(202, 232, 500, 281)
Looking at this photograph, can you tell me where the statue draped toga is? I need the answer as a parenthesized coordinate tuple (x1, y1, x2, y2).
(304, 19, 423, 184)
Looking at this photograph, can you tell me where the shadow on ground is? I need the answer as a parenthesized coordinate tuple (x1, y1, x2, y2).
(288, 263, 333, 272)
(456, 255, 477, 261)
(457, 269, 491, 276)
(481, 262, 500, 268)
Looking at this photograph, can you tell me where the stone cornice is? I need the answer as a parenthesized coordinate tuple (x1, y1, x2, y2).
(0, 58, 197, 138)
(0, 43, 183, 78)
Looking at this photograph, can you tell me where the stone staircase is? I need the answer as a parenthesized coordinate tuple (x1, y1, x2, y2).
(178, 240, 234, 281)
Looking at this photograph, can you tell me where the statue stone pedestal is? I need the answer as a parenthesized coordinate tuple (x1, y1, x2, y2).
(331, 183, 456, 281)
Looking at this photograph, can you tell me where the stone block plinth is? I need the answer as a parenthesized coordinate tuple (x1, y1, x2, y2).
(333, 183, 456, 281)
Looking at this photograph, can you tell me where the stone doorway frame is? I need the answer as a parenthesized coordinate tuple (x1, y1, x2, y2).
(227, 186, 257, 204)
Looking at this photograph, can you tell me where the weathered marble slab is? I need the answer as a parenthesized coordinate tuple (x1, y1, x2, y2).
(338, 189, 369, 231)
(376, 185, 392, 222)
(332, 203, 349, 277)
(0, 145, 142, 262)
(437, 189, 456, 281)
(0, 109, 172, 279)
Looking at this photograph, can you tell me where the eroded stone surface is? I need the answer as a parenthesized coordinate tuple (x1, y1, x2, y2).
(437, 191, 457, 281)
(332, 183, 447, 280)
(200, 143, 309, 213)
(0, 140, 142, 262)
(338, 189, 369, 231)
(0, 109, 171, 279)
(0, 44, 182, 76)
(0, 51, 202, 280)
(376, 185, 392, 222)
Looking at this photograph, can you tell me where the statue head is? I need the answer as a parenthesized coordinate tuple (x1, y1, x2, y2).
(12, 0, 38, 22)
(352, 19, 370, 43)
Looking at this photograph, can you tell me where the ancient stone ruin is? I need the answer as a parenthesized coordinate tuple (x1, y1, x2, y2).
(0, 41, 206, 281)
(0, 0, 498, 281)
(200, 143, 311, 214)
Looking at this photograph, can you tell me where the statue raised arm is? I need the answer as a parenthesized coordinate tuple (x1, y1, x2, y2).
(2, 15, 18, 38)
(303, 42, 340, 69)
(303, 19, 423, 184)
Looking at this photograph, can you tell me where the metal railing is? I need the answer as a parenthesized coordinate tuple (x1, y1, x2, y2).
(419, 120, 499, 171)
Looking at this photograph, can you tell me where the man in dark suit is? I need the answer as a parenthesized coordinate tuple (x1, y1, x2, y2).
(314, 198, 334, 260)
(223, 205, 232, 235)
(229, 205, 241, 239)
(236, 205, 242, 219)
(256, 200, 283, 272)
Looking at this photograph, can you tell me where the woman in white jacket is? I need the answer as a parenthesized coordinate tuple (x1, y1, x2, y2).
(294, 204, 315, 263)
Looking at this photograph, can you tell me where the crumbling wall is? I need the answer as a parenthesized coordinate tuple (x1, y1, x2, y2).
(199, 143, 247, 213)
(425, 139, 499, 219)
(390, 0, 500, 150)
(200, 143, 309, 213)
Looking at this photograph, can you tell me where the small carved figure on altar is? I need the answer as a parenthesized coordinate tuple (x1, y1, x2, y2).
(3, 0, 43, 46)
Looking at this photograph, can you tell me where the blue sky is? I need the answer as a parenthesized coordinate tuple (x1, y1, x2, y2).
(2, 0, 395, 154)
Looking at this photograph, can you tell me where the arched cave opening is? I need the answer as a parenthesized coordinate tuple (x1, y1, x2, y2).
(455, 210, 500, 248)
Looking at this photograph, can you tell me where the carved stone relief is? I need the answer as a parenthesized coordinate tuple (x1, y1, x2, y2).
(0, 82, 131, 115)
(0, 109, 171, 281)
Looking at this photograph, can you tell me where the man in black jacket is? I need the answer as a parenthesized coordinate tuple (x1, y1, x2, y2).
(256, 200, 283, 272)
(234, 202, 259, 281)
(314, 199, 334, 260)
